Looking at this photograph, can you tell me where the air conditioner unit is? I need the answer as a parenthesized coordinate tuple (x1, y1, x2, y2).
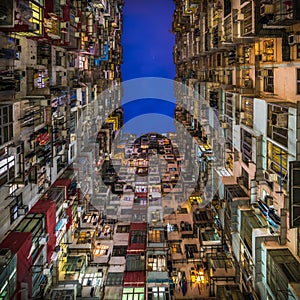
(18, 205, 29, 215)
(239, 111, 245, 119)
(243, 79, 253, 88)
(40, 99, 51, 106)
(260, 4, 274, 16)
(265, 195, 273, 206)
(60, 0, 66, 5)
(74, 32, 81, 38)
(75, 200, 83, 211)
(271, 113, 288, 128)
(42, 58, 49, 65)
(9, 145, 21, 156)
(60, 22, 68, 29)
(221, 201, 227, 209)
(220, 35, 226, 42)
(288, 35, 300, 45)
(62, 200, 70, 209)
(258, 69, 269, 77)
(61, 217, 68, 224)
(59, 51, 64, 57)
(237, 57, 245, 64)
(59, 71, 64, 76)
(264, 171, 278, 182)
(237, 176, 244, 186)
(237, 13, 244, 21)
(75, 17, 80, 23)
(39, 233, 49, 245)
(221, 122, 228, 129)
(31, 23, 39, 31)
(43, 263, 53, 276)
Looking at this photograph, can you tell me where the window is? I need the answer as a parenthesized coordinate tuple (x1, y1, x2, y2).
(234, 148, 240, 162)
(0, 105, 13, 146)
(267, 249, 300, 300)
(264, 69, 274, 93)
(241, 97, 253, 128)
(170, 243, 181, 254)
(242, 168, 249, 189)
(147, 255, 167, 271)
(241, 129, 252, 164)
(122, 288, 144, 300)
(224, 0, 231, 16)
(105, 272, 123, 286)
(0, 153, 15, 186)
(9, 194, 22, 224)
(263, 40, 275, 62)
(55, 51, 62, 66)
(185, 244, 198, 259)
(121, 209, 132, 215)
(148, 287, 170, 300)
(126, 255, 145, 271)
(241, 3, 253, 36)
(267, 142, 287, 190)
(116, 225, 130, 233)
(130, 230, 147, 244)
(148, 230, 164, 243)
(297, 45, 300, 59)
(297, 68, 300, 94)
(83, 270, 103, 286)
(267, 104, 288, 147)
(112, 246, 127, 257)
(224, 93, 233, 118)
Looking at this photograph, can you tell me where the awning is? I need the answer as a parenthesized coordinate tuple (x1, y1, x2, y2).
(123, 271, 146, 286)
(104, 287, 123, 300)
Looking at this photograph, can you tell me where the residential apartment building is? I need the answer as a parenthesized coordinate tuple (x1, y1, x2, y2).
(173, 0, 300, 299)
(0, 0, 124, 299)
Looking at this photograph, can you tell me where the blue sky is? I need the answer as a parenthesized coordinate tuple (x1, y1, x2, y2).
(121, 0, 176, 135)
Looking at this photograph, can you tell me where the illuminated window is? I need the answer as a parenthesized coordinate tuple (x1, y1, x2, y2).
(267, 141, 287, 190)
(241, 97, 253, 128)
(171, 243, 181, 254)
(122, 288, 144, 300)
(148, 230, 164, 243)
(263, 40, 275, 62)
(147, 254, 167, 272)
(148, 287, 170, 300)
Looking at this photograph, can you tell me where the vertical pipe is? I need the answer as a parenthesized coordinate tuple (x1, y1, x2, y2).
(280, 148, 282, 194)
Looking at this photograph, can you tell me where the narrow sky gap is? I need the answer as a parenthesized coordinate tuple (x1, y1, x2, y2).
(121, 0, 176, 134)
